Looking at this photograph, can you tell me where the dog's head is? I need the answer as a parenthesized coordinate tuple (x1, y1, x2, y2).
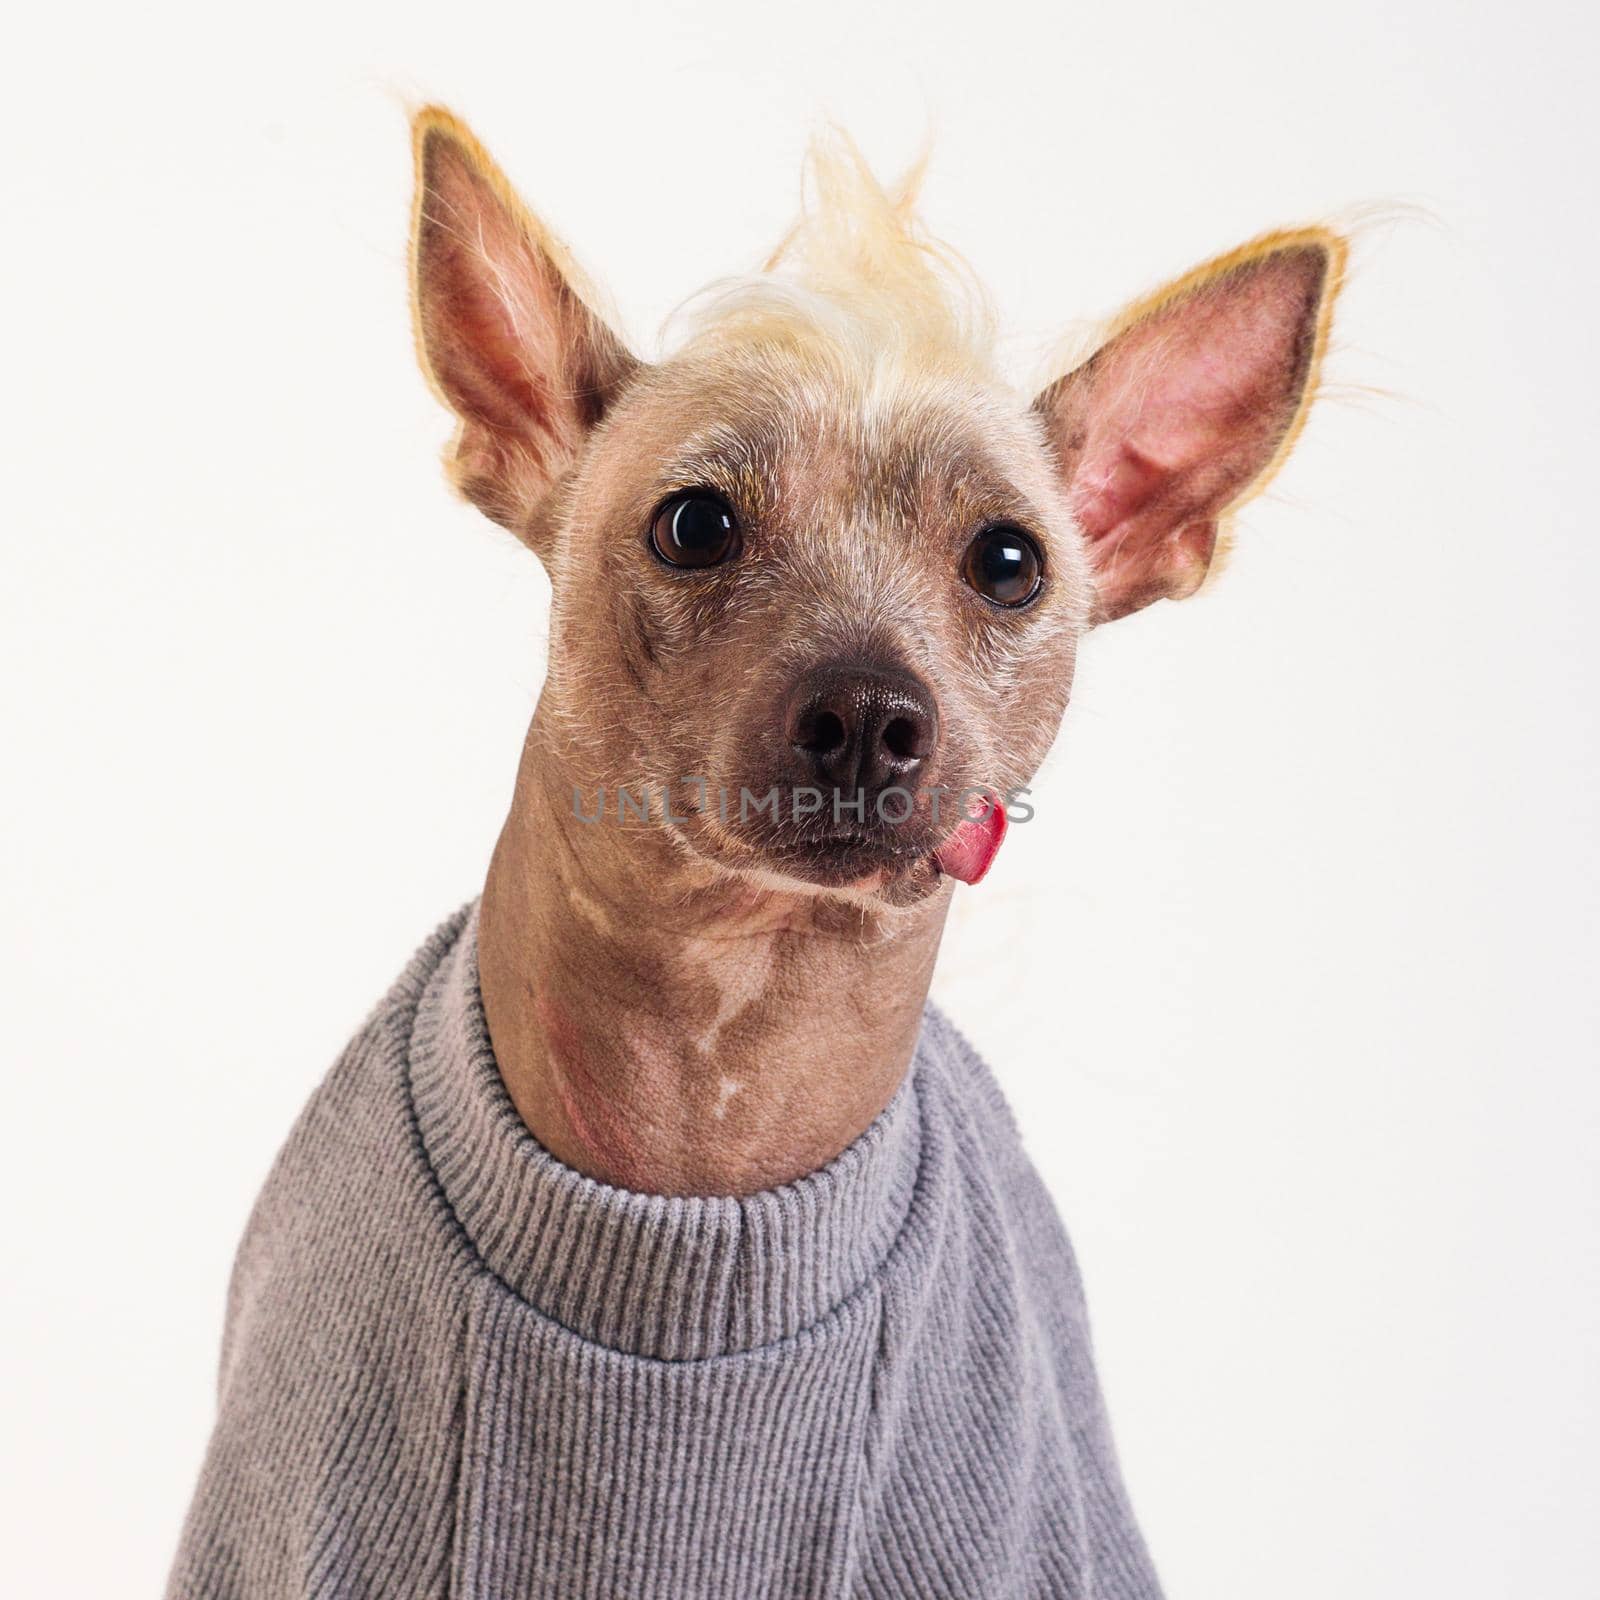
(410, 109, 1343, 906)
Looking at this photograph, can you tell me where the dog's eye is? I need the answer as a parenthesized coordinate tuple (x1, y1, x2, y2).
(650, 493, 741, 569)
(962, 525, 1043, 607)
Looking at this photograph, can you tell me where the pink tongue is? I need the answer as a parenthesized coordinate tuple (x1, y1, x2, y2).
(933, 794, 1008, 885)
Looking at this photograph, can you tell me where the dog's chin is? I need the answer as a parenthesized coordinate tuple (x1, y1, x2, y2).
(668, 812, 950, 910)
(751, 833, 948, 908)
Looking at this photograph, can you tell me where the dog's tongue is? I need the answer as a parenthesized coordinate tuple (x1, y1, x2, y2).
(933, 794, 1008, 885)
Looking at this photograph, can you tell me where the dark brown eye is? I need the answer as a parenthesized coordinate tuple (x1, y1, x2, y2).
(962, 525, 1043, 607)
(649, 492, 740, 568)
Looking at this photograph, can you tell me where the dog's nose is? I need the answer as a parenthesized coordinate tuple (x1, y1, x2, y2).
(785, 661, 939, 793)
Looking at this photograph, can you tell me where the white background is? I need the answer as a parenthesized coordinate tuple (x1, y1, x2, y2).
(3, 1, 1596, 1594)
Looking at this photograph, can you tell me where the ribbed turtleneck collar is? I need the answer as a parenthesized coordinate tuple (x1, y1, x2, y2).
(405, 905, 923, 1360)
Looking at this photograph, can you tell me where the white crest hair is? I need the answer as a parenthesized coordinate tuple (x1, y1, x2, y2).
(667, 129, 999, 378)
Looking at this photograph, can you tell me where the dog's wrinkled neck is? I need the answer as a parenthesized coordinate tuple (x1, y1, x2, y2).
(478, 712, 951, 1196)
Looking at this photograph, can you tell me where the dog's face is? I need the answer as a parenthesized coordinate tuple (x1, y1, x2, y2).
(410, 109, 1342, 905)
(543, 341, 1084, 902)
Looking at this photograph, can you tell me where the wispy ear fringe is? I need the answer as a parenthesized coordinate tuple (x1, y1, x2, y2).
(1200, 226, 1349, 582)
(407, 102, 631, 409)
(406, 103, 639, 529)
(1039, 205, 1422, 592)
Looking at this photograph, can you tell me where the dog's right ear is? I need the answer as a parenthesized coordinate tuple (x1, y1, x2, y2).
(410, 107, 639, 548)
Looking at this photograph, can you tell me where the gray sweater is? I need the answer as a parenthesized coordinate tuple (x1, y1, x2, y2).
(168, 904, 1164, 1598)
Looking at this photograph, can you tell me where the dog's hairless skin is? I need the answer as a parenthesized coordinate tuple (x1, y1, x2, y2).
(414, 107, 1346, 1199)
(480, 723, 949, 1196)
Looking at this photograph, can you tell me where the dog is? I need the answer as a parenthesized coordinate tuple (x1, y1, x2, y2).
(167, 108, 1344, 1599)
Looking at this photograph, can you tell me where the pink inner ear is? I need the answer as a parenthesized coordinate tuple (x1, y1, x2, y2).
(416, 135, 572, 448)
(1050, 245, 1330, 619)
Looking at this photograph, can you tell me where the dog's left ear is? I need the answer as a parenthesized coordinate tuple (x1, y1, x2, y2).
(410, 107, 639, 546)
(1035, 230, 1345, 623)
